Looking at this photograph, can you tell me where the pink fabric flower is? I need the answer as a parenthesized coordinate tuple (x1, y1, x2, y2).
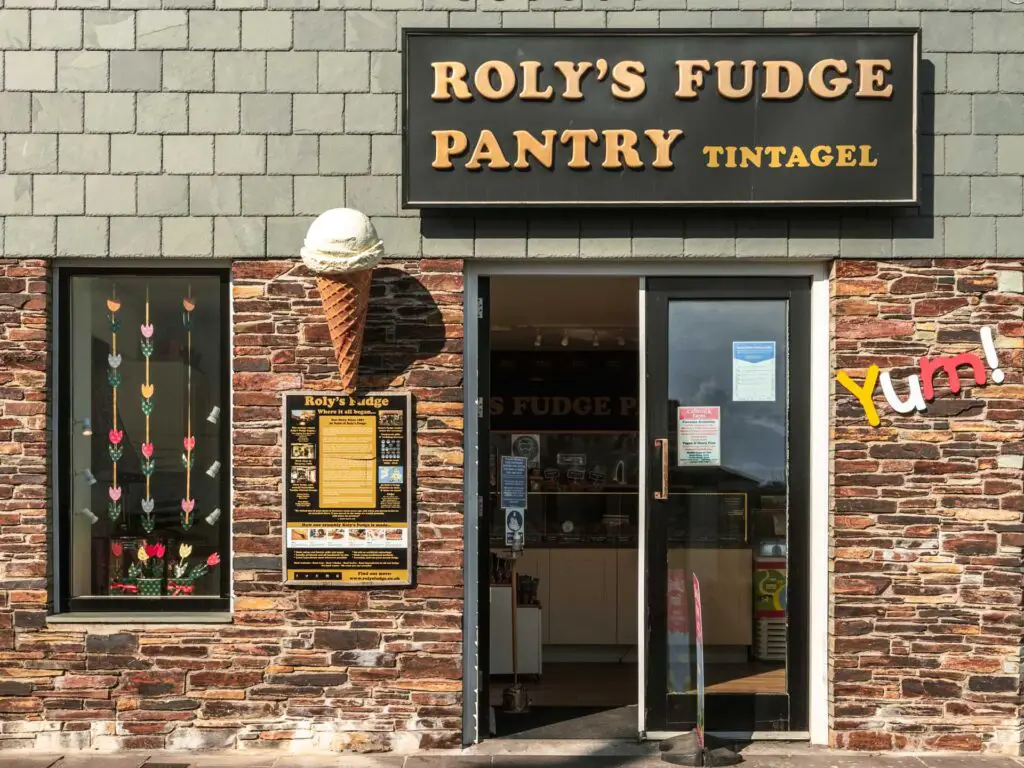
(183, 436, 196, 452)
(141, 443, 154, 459)
(207, 553, 221, 567)
(181, 499, 195, 514)
(140, 323, 154, 338)
(144, 543, 166, 559)
(108, 486, 122, 502)
(108, 429, 123, 445)
(111, 542, 123, 557)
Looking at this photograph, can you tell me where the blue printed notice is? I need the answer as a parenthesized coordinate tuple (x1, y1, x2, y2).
(500, 455, 528, 510)
(732, 341, 776, 402)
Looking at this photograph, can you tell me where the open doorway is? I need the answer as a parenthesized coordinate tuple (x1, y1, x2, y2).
(482, 276, 641, 740)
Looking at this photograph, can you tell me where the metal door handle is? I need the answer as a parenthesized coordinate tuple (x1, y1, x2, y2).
(654, 439, 668, 500)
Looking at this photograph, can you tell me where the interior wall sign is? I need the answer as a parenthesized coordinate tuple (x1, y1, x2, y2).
(837, 327, 1005, 427)
(402, 29, 920, 207)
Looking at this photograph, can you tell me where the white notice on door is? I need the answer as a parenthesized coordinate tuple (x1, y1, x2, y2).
(677, 407, 721, 467)
(732, 341, 776, 402)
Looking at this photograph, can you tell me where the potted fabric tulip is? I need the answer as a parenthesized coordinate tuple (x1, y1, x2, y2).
(168, 544, 220, 596)
(108, 541, 139, 595)
(128, 542, 166, 596)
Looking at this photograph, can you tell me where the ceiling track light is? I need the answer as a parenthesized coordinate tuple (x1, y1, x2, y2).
(534, 330, 542, 347)
(592, 331, 600, 347)
(560, 330, 569, 347)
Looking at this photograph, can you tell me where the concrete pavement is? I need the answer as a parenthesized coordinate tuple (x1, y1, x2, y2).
(2, 747, 1024, 768)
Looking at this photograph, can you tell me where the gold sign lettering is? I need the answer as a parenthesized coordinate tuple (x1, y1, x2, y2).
(426, 53, 899, 175)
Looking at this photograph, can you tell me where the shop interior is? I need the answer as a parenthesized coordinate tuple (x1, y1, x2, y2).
(484, 276, 789, 739)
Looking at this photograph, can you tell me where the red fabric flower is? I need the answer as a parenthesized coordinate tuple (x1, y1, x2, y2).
(144, 543, 166, 559)
(111, 542, 123, 557)
(207, 553, 220, 567)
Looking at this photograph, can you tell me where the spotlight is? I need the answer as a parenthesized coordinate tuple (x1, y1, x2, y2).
(592, 331, 599, 348)
(205, 507, 221, 525)
(533, 331, 542, 348)
(560, 330, 569, 347)
(77, 507, 98, 524)
(206, 460, 221, 478)
(617, 335, 625, 347)
(81, 469, 96, 486)
(207, 406, 221, 424)
(78, 417, 92, 437)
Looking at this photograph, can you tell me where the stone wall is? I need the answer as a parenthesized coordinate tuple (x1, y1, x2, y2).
(0, 257, 466, 752)
(830, 258, 1024, 753)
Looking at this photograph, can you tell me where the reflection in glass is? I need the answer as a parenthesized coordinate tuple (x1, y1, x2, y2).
(662, 300, 789, 715)
(69, 276, 224, 598)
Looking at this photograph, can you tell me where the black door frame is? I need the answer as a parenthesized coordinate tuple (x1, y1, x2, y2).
(475, 277, 493, 740)
(644, 277, 811, 735)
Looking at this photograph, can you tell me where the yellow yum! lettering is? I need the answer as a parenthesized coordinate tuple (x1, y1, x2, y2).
(836, 365, 880, 427)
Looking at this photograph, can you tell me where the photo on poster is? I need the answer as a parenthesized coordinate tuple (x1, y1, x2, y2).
(291, 443, 315, 460)
(289, 466, 317, 484)
(379, 410, 404, 427)
(290, 409, 316, 424)
(732, 341, 776, 402)
(378, 466, 405, 484)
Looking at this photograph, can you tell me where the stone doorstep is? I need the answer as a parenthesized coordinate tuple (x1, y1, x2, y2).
(3, 752, 1024, 768)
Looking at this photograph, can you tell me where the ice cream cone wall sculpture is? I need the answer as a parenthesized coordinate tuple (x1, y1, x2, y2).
(301, 209, 385, 393)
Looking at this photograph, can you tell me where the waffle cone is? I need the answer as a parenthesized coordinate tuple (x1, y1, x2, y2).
(316, 270, 372, 393)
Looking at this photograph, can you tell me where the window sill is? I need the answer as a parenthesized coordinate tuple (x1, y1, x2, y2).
(47, 612, 233, 626)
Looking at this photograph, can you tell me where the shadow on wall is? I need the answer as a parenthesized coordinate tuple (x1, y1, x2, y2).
(362, 267, 448, 387)
(417, 62, 937, 250)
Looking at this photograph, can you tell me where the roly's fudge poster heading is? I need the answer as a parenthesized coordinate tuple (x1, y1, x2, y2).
(402, 29, 918, 207)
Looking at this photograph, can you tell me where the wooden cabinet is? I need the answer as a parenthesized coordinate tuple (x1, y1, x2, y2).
(616, 549, 639, 645)
(489, 587, 543, 675)
(493, 546, 751, 648)
(667, 548, 753, 646)
(547, 550, 617, 645)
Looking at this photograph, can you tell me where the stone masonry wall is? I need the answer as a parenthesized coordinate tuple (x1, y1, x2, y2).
(0, 257, 466, 753)
(831, 259, 1024, 754)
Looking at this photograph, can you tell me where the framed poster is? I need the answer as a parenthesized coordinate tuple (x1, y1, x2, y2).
(282, 391, 414, 587)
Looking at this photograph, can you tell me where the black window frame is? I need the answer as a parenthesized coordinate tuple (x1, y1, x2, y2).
(55, 266, 232, 614)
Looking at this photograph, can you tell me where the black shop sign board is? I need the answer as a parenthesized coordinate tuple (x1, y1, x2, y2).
(282, 391, 413, 587)
(402, 29, 919, 207)
(490, 351, 639, 432)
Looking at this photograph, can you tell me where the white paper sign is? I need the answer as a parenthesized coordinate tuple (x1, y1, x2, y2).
(733, 341, 776, 402)
(677, 406, 721, 467)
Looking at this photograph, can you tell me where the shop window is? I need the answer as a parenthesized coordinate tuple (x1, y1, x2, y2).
(58, 270, 229, 613)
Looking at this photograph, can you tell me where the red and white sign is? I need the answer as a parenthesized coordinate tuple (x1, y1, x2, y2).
(677, 406, 721, 467)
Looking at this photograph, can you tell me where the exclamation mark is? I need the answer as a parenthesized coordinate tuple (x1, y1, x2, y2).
(980, 326, 1005, 384)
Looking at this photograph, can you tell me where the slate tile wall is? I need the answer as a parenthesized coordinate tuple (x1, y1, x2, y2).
(1, 2, 1022, 259)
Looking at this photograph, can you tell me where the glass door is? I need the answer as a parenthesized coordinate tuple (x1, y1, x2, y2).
(644, 278, 810, 735)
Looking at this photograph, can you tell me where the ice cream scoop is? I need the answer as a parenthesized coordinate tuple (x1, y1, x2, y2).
(301, 208, 385, 275)
(301, 209, 385, 393)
